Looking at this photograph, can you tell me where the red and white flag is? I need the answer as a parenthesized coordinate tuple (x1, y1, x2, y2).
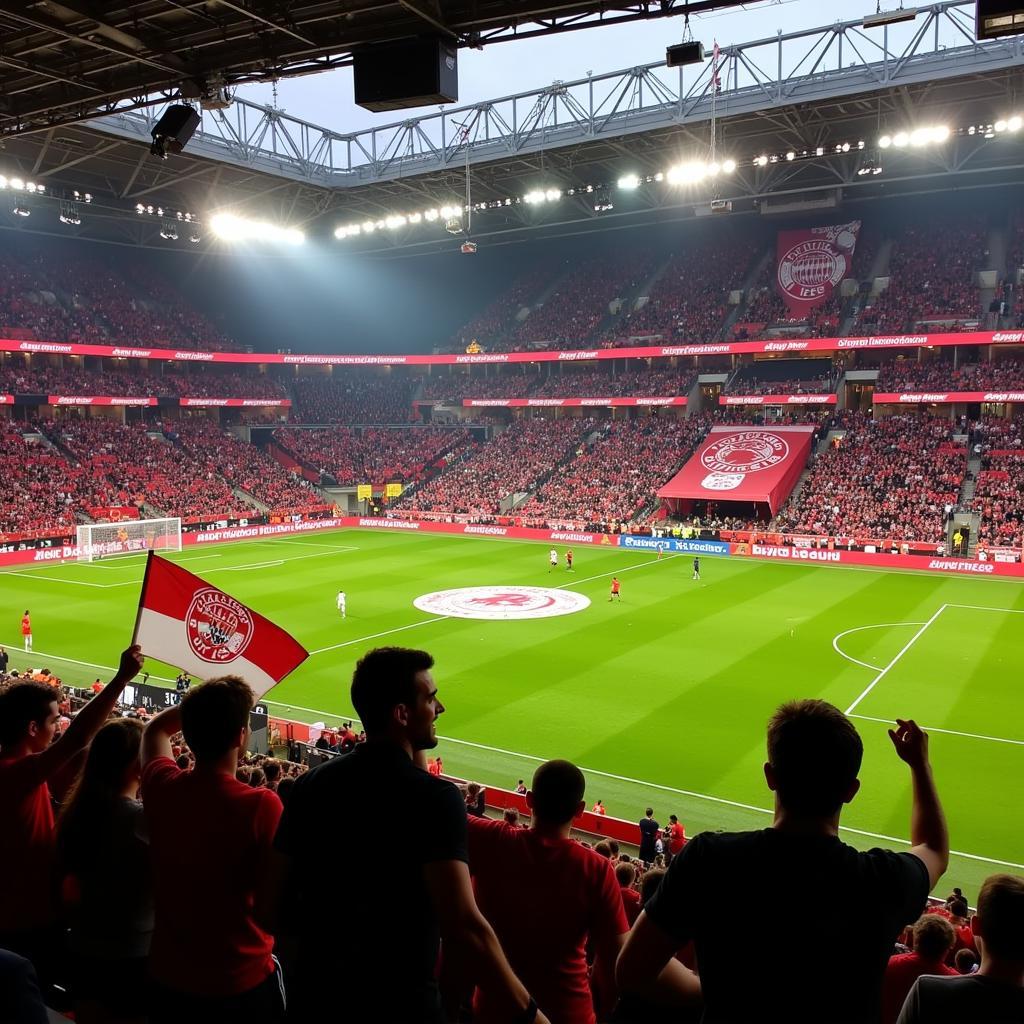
(133, 552, 307, 697)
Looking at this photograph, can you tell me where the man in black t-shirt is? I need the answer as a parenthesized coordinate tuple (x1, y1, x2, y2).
(617, 701, 949, 1024)
(637, 808, 660, 864)
(269, 647, 548, 1024)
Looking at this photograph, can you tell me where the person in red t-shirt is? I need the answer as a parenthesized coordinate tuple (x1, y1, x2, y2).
(141, 675, 285, 1024)
(881, 914, 957, 1024)
(21, 610, 32, 653)
(667, 814, 686, 855)
(592, 799, 606, 816)
(616, 861, 642, 927)
(609, 578, 621, 602)
(0, 645, 142, 989)
(465, 758, 633, 1024)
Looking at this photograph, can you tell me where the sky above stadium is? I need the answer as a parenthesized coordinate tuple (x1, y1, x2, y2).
(234, 0, 864, 134)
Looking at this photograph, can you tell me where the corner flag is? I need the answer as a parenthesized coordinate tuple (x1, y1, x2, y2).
(133, 552, 308, 697)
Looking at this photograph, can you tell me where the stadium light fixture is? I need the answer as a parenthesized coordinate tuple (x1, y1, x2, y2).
(59, 201, 81, 226)
(12, 202, 30, 217)
(617, 174, 641, 190)
(209, 212, 304, 245)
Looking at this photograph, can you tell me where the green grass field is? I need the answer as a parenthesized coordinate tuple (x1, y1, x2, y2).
(3, 528, 1023, 895)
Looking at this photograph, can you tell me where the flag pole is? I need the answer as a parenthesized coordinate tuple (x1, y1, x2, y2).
(132, 550, 157, 645)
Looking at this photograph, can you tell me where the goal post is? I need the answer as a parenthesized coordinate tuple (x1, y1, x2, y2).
(76, 517, 182, 563)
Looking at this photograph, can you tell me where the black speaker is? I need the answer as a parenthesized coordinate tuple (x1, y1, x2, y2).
(354, 37, 458, 112)
(666, 41, 705, 67)
(150, 104, 201, 157)
(977, 0, 1024, 38)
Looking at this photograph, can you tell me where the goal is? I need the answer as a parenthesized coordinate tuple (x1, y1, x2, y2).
(76, 517, 182, 563)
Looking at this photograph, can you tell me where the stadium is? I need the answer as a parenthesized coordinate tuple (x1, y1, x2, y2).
(1, 1, 1023, 1021)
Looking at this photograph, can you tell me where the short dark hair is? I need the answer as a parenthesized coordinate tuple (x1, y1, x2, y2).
(954, 948, 978, 974)
(530, 759, 585, 824)
(0, 681, 58, 748)
(593, 841, 612, 859)
(615, 861, 637, 887)
(766, 699, 863, 816)
(264, 760, 282, 783)
(179, 676, 254, 760)
(977, 874, 1024, 961)
(645, 807, 654, 816)
(949, 897, 969, 918)
(640, 867, 666, 905)
(351, 647, 434, 734)
(912, 914, 955, 960)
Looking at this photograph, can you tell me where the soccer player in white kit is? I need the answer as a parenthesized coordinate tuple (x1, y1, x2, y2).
(337, 590, 346, 618)
(549, 548, 558, 572)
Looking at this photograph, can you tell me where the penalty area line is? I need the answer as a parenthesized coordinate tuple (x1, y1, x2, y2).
(261, 695, 1024, 871)
(849, 714, 1024, 748)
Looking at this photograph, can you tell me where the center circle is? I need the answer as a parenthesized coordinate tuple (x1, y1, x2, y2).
(413, 585, 591, 620)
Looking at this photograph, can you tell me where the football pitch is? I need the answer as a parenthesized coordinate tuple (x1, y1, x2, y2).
(2, 528, 1023, 894)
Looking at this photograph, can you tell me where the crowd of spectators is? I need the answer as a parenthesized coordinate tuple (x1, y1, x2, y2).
(42, 417, 248, 520)
(511, 252, 657, 347)
(169, 419, 324, 515)
(292, 374, 417, 424)
(452, 265, 553, 349)
(395, 418, 593, 517)
(607, 237, 753, 343)
(420, 366, 697, 402)
(0, 245, 239, 351)
(517, 417, 710, 529)
(775, 413, 965, 543)
(973, 416, 1024, 549)
(0, 426, 92, 539)
(272, 426, 471, 487)
(848, 218, 986, 335)
(0, 363, 287, 401)
(876, 358, 1024, 393)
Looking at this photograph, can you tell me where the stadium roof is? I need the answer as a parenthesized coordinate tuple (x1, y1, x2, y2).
(1, 1, 1023, 252)
(0, 0, 751, 139)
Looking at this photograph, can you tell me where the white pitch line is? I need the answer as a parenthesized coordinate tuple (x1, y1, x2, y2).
(261, 539, 360, 552)
(945, 603, 1024, 615)
(850, 714, 1024, 748)
(262, 695, 1024, 871)
(844, 604, 948, 716)
(0, 570, 134, 589)
(832, 622, 925, 673)
(309, 616, 451, 655)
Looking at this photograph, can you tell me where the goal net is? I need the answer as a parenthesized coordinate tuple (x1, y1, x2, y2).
(76, 517, 182, 563)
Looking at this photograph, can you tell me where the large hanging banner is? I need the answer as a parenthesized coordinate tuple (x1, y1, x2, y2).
(776, 221, 860, 319)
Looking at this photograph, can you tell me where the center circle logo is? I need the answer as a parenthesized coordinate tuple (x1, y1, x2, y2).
(186, 587, 255, 663)
(701, 431, 789, 474)
(414, 586, 591, 620)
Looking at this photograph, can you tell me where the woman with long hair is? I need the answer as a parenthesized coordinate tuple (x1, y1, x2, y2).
(57, 717, 152, 1024)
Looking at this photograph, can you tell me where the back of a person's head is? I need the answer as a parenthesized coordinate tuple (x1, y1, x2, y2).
(264, 759, 282, 783)
(949, 897, 969, 918)
(530, 759, 585, 825)
(0, 680, 57, 749)
(277, 775, 296, 805)
(954, 947, 979, 974)
(179, 676, 254, 761)
(766, 699, 863, 816)
(593, 841, 612, 859)
(57, 718, 143, 862)
(976, 874, 1024, 962)
(502, 807, 520, 826)
(912, 913, 955, 961)
(640, 866, 666, 905)
(351, 647, 433, 734)
(615, 860, 637, 887)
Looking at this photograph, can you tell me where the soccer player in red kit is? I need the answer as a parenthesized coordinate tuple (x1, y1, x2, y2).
(609, 578, 621, 602)
(566, 549, 574, 572)
(20, 610, 32, 653)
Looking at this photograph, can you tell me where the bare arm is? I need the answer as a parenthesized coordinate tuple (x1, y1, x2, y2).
(424, 859, 549, 1024)
(141, 704, 183, 768)
(616, 910, 703, 1008)
(889, 719, 949, 888)
(36, 646, 143, 778)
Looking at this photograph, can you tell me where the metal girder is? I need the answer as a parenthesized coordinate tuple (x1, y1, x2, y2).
(82, 1, 1024, 190)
